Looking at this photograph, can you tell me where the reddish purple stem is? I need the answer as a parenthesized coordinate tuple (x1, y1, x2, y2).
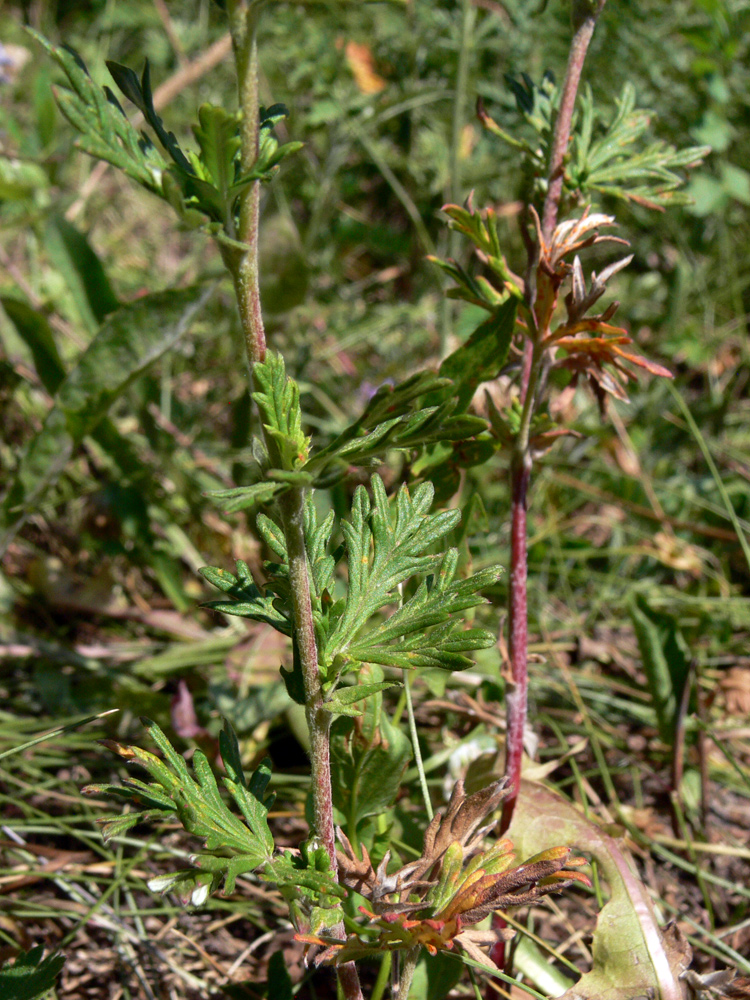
(501, 455, 531, 832)
(489, 4, 607, 988)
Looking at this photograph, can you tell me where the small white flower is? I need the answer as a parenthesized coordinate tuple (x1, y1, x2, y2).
(191, 883, 210, 907)
(147, 873, 180, 893)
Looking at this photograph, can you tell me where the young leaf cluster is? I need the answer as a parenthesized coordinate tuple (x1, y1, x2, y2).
(252, 351, 311, 472)
(205, 320, 517, 515)
(569, 83, 710, 208)
(30, 33, 301, 233)
(85, 720, 344, 928)
(204, 352, 314, 513)
(480, 74, 708, 210)
(202, 475, 501, 709)
(476, 71, 557, 185)
(29, 32, 165, 195)
(430, 215, 524, 312)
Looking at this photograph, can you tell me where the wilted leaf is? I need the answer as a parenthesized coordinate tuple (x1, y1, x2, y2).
(509, 780, 690, 1000)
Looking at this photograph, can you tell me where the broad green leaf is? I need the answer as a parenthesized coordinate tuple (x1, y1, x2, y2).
(0, 285, 212, 554)
(320, 477, 501, 676)
(0, 946, 64, 1000)
(331, 701, 412, 830)
(208, 476, 501, 678)
(438, 298, 517, 412)
(266, 952, 293, 1000)
(629, 592, 691, 743)
(509, 780, 688, 1000)
(44, 214, 120, 332)
(88, 719, 278, 894)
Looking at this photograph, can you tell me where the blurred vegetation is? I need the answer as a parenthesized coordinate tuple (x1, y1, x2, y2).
(1, 0, 749, 997)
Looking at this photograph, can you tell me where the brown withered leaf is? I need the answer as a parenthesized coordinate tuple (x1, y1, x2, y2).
(336, 828, 433, 908)
(542, 210, 628, 275)
(314, 781, 591, 972)
(336, 829, 377, 895)
(684, 968, 750, 999)
(336, 779, 509, 905)
(421, 778, 509, 868)
(554, 331, 672, 407)
(337, 778, 510, 900)
(719, 666, 750, 716)
(344, 41, 386, 94)
(556, 333, 672, 377)
(304, 835, 588, 967)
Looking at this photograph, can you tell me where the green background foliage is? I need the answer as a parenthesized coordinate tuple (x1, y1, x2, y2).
(1, 0, 749, 996)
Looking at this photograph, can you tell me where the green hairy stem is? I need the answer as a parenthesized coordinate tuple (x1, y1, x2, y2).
(226, 4, 362, 998)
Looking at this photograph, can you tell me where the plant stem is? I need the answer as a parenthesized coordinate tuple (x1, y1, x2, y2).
(541, 1, 607, 245)
(501, 0, 607, 836)
(395, 945, 421, 1000)
(492, 2, 606, 984)
(500, 450, 531, 831)
(449, 0, 475, 226)
(500, 332, 542, 828)
(227, 0, 266, 365)
(278, 490, 337, 860)
(441, 0, 476, 357)
(226, 6, 361, 997)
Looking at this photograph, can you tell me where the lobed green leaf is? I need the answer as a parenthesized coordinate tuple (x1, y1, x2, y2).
(27, 31, 166, 192)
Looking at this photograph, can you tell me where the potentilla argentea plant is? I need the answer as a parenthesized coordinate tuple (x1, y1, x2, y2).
(30, 0, 708, 997)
